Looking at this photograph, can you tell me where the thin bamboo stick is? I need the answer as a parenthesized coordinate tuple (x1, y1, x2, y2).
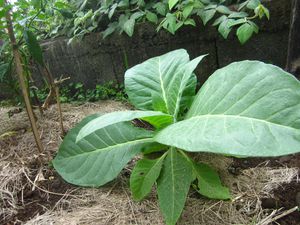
(5, 0, 44, 154)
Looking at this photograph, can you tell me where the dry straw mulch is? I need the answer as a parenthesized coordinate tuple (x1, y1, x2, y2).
(0, 101, 299, 225)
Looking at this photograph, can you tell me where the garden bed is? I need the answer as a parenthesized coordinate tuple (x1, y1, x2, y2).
(0, 101, 299, 225)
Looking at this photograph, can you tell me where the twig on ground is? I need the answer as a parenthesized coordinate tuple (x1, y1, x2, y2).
(257, 206, 299, 225)
(22, 168, 79, 198)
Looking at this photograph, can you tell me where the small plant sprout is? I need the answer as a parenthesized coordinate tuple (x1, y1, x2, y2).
(53, 49, 300, 225)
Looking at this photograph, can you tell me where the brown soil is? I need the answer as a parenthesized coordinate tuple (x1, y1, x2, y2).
(231, 155, 300, 225)
(3, 169, 73, 225)
(270, 181, 300, 225)
(1, 101, 130, 224)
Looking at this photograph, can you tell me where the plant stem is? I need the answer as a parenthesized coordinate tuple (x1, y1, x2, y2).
(4, 0, 44, 154)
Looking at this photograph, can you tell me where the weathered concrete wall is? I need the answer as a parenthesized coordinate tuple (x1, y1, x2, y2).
(37, 23, 218, 87)
(217, 0, 291, 68)
(35, 0, 290, 89)
(0, 83, 14, 99)
(0, 0, 292, 100)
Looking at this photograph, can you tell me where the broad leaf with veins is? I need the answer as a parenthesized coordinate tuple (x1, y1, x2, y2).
(155, 61, 300, 157)
(53, 114, 159, 187)
(77, 110, 173, 142)
(125, 49, 206, 119)
(130, 153, 166, 201)
(192, 162, 230, 200)
(157, 148, 193, 225)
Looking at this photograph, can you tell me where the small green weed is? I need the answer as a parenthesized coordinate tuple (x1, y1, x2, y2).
(35, 81, 127, 103)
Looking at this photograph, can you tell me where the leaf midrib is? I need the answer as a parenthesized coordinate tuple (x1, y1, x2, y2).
(170, 148, 175, 222)
(187, 114, 300, 131)
(58, 138, 153, 160)
(158, 57, 169, 114)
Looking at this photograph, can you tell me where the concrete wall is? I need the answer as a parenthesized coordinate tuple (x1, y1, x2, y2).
(35, 0, 291, 89)
(37, 22, 218, 87)
(0, 0, 292, 100)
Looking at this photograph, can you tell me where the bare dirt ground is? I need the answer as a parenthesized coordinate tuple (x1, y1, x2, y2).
(0, 101, 299, 225)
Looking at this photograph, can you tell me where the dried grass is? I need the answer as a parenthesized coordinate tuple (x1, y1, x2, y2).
(0, 161, 24, 222)
(24, 164, 299, 225)
(0, 101, 128, 223)
(0, 101, 299, 225)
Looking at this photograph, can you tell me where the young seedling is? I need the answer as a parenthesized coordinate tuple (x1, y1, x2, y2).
(53, 49, 300, 225)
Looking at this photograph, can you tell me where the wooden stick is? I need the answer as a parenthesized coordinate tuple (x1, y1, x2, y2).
(267, 206, 299, 224)
(258, 206, 299, 225)
(43, 65, 65, 136)
(286, 0, 300, 79)
(5, 0, 44, 154)
(55, 85, 65, 136)
(42, 85, 54, 109)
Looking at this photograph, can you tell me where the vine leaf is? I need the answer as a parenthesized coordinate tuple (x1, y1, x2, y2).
(236, 22, 258, 44)
(123, 18, 135, 37)
(198, 9, 216, 25)
(146, 11, 158, 24)
(218, 19, 234, 39)
(168, 0, 179, 10)
(182, 3, 193, 19)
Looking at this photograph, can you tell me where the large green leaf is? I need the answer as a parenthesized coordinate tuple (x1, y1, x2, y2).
(23, 29, 44, 65)
(155, 61, 300, 157)
(53, 115, 158, 187)
(76, 110, 173, 142)
(130, 153, 166, 201)
(125, 49, 188, 113)
(125, 49, 205, 119)
(169, 55, 207, 119)
(192, 162, 230, 200)
(157, 148, 193, 225)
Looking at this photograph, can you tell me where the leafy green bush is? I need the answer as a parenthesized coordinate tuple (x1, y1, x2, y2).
(51, 0, 269, 44)
(53, 49, 300, 225)
(0, 0, 52, 102)
(34, 81, 126, 103)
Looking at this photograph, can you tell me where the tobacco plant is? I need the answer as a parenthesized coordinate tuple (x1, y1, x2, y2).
(53, 49, 300, 225)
